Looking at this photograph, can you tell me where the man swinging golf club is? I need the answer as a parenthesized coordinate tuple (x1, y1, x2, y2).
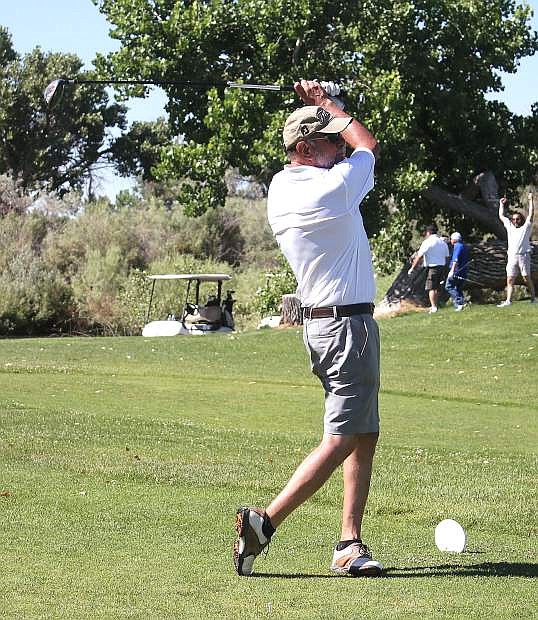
(234, 79, 383, 577)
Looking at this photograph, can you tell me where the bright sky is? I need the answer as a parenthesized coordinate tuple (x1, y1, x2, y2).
(2, 0, 537, 198)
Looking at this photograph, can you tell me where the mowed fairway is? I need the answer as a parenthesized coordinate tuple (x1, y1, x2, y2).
(0, 303, 536, 619)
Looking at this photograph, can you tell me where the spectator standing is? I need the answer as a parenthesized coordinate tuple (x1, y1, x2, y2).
(445, 232, 470, 311)
(407, 224, 449, 313)
(497, 194, 536, 306)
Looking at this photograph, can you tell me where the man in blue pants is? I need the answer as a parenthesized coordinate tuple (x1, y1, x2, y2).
(445, 232, 469, 311)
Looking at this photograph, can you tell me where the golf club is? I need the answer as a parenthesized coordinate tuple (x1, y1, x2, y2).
(442, 257, 483, 287)
(452, 274, 487, 287)
(43, 77, 344, 109)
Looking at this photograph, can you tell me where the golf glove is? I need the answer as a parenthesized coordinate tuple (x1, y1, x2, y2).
(320, 81, 341, 96)
(407, 268, 414, 276)
(313, 80, 345, 109)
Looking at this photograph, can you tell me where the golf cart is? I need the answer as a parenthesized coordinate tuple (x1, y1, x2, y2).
(141, 274, 235, 337)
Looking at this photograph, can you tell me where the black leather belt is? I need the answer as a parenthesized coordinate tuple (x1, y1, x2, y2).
(302, 303, 375, 319)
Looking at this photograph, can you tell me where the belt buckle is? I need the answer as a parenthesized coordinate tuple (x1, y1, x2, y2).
(332, 306, 339, 319)
(303, 306, 313, 320)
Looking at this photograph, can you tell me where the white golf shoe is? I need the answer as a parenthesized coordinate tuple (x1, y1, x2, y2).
(330, 540, 383, 577)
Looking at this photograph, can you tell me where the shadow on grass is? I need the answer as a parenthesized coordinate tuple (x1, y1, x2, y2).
(252, 562, 537, 579)
(253, 573, 337, 579)
(383, 562, 538, 578)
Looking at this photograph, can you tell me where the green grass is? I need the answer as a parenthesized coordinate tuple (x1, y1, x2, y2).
(0, 301, 536, 619)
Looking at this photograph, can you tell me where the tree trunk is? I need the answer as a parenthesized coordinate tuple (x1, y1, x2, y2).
(281, 294, 303, 325)
(378, 241, 538, 312)
(422, 184, 507, 240)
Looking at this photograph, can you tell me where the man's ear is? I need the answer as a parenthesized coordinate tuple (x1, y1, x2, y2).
(295, 141, 309, 156)
(295, 140, 314, 163)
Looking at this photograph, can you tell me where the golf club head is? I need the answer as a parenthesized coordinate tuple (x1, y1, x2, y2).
(43, 79, 67, 108)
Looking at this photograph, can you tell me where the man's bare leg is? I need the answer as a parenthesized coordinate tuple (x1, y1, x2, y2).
(266, 433, 357, 527)
(429, 289, 438, 310)
(522, 275, 536, 300)
(506, 276, 515, 302)
(340, 433, 379, 540)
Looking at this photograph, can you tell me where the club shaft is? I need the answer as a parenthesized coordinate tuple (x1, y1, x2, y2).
(454, 275, 484, 286)
(67, 79, 294, 92)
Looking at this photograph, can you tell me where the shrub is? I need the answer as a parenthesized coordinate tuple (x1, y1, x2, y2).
(115, 268, 153, 336)
(0, 173, 31, 217)
(0, 246, 73, 336)
(71, 244, 129, 334)
(252, 254, 297, 317)
(0, 185, 282, 335)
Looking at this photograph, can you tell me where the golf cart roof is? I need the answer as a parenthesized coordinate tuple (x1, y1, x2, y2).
(146, 273, 231, 282)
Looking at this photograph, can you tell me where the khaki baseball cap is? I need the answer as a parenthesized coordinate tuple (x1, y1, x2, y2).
(283, 106, 351, 149)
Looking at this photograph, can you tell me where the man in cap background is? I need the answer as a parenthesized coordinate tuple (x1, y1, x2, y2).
(234, 79, 383, 578)
(445, 232, 470, 311)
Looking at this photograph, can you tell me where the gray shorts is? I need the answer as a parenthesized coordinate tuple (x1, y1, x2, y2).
(303, 314, 380, 435)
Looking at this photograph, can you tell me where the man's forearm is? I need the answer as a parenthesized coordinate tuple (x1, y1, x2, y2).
(408, 255, 422, 274)
(499, 197, 508, 221)
(294, 80, 378, 154)
(313, 91, 377, 153)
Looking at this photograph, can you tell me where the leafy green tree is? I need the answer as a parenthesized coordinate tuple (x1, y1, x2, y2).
(0, 30, 128, 195)
(0, 26, 17, 67)
(110, 118, 173, 181)
(94, 0, 537, 263)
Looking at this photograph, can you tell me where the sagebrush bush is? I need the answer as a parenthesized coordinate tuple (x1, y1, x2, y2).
(0, 246, 73, 335)
(115, 268, 152, 336)
(0, 187, 282, 336)
(0, 173, 31, 217)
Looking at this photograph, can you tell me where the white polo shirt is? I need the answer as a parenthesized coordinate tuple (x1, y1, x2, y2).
(267, 147, 375, 307)
(417, 234, 449, 267)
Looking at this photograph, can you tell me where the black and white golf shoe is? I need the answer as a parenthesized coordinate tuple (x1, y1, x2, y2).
(233, 507, 271, 576)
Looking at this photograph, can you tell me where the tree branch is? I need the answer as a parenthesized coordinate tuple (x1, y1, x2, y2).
(422, 184, 507, 240)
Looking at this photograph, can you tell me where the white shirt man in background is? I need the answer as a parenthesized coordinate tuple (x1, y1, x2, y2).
(497, 194, 536, 306)
(407, 224, 449, 313)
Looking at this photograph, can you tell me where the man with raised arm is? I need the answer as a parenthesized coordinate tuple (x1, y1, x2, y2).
(497, 193, 536, 306)
(234, 79, 383, 577)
